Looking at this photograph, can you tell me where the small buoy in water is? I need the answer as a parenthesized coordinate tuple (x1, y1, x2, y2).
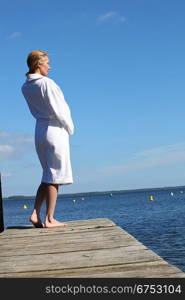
(23, 205, 27, 209)
(180, 191, 183, 194)
(170, 192, 174, 196)
(149, 195, 154, 201)
(72, 199, 76, 203)
(109, 193, 113, 197)
(81, 197, 84, 200)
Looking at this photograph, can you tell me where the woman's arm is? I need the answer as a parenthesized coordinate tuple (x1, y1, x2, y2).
(43, 78, 74, 135)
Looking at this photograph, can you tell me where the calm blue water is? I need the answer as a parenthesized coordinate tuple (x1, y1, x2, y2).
(3, 187, 185, 273)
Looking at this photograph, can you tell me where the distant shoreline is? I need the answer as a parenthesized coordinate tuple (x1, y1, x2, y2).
(3, 185, 185, 200)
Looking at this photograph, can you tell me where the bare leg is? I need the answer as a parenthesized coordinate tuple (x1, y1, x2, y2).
(29, 183, 47, 228)
(44, 184, 67, 228)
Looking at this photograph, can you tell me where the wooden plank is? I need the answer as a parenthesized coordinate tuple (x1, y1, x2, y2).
(0, 245, 161, 273)
(0, 218, 115, 238)
(0, 261, 182, 278)
(0, 218, 184, 278)
(0, 227, 142, 256)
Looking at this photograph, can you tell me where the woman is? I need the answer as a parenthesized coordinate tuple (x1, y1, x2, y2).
(21, 50, 74, 228)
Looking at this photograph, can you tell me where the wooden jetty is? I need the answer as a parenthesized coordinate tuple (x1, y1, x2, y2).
(0, 218, 185, 278)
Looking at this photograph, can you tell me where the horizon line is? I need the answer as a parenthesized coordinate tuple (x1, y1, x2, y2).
(3, 184, 185, 199)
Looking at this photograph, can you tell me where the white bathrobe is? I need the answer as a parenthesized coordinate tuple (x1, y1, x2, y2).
(21, 74, 74, 185)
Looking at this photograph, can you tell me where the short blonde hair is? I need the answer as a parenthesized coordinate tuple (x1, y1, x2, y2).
(26, 50, 48, 75)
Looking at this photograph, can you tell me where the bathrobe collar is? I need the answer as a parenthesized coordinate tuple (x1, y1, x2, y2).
(26, 74, 44, 81)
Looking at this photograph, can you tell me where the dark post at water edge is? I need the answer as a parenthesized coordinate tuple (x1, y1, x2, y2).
(0, 173, 4, 232)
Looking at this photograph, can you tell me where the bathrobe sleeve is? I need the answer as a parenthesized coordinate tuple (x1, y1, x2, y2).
(43, 78, 74, 135)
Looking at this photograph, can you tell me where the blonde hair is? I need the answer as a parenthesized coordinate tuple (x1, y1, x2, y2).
(26, 50, 48, 76)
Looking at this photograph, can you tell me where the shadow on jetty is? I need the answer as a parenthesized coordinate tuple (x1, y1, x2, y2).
(6, 225, 34, 229)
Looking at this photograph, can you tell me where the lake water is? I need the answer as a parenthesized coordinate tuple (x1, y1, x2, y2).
(3, 187, 185, 273)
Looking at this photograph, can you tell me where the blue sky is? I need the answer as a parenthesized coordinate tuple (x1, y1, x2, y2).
(1, 0, 185, 197)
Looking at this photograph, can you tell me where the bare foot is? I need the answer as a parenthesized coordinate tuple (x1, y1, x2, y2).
(29, 216, 44, 228)
(44, 219, 68, 228)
